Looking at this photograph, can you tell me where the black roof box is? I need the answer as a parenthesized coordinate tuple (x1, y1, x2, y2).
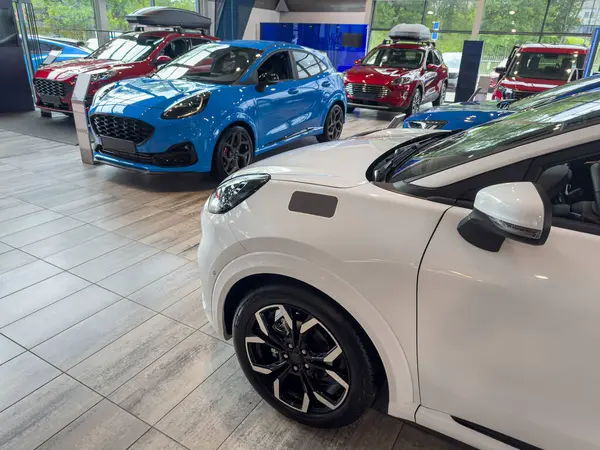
(126, 7, 211, 30)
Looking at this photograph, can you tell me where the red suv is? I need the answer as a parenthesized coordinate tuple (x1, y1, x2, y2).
(493, 44, 587, 100)
(33, 30, 218, 117)
(343, 41, 448, 115)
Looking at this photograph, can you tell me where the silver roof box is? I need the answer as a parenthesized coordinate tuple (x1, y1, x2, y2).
(126, 7, 211, 31)
(389, 24, 431, 42)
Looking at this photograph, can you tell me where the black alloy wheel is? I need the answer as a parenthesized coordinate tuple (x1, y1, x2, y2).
(317, 104, 344, 143)
(213, 125, 254, 180)
(233, 284, 377, 428)
(433, 82, 447, 107)
(406, 89, 421, 116)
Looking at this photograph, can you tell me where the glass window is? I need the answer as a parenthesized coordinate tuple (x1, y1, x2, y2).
(155, 43, 262, 84)
(390, 91, 600, 183)
(105, 0, 148, 32)
(481, 0, 547, 33)
(363, 47, 424, 69)
(190, 38, 211, 48)
(88, 32, 164, 63)
(426, 50, 435, 65)
(154, 0, 195, 11)
(508, 51, 585, 81)
(372, 0, 426, 30)
(161, 39, 191, 59)
(258, 51, 293, 81)
(293, 51, 321, 79)
(423, 0, 477, 31)
(32, 0, 95, 40)
(543, 0, 596, 33)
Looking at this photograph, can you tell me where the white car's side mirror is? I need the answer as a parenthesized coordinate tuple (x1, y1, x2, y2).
(457, 182, 552, 252)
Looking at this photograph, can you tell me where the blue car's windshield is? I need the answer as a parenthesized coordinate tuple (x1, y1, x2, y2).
(509, 75, 600, 111)
(155, 43, 262, 85)
(390, 91, 600, 183)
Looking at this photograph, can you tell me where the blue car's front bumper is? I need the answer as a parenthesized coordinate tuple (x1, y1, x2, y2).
(90, 103, 219, 173)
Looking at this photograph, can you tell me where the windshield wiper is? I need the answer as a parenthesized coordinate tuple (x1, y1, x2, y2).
(373, 135, 443, 182)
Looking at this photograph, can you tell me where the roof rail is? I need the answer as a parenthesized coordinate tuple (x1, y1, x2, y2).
(383, 38, 436, 47)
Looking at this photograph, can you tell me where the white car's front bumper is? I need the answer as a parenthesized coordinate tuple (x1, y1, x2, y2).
(197, 206, 246, 337)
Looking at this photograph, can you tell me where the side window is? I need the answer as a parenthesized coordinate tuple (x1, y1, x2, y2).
(257, 51, 293, 81)
(293, 51, 321, 79)
(189, 38, 209, 48)
(162, 39, 190, 59)
(426, 50, 435, 66)
(433, 50, 442, 65)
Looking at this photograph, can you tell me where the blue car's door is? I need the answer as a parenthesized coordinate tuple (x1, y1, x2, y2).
(254, 50, 310, 150)
(291, 50, 328, 130)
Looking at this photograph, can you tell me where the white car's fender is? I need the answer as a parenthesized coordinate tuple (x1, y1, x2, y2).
(211, 249, 418, 421)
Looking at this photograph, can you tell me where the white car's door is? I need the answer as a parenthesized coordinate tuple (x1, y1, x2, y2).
(417, 203, 600, 449)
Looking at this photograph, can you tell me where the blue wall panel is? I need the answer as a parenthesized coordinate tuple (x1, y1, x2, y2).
(260, 23, 368, 72)
(216, 0, 255, 40)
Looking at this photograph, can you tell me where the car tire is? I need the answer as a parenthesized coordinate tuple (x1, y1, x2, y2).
(405, 88, 422, 117)
(432, 82, 447, 107)
(346, 106, 355, 113)
(317, 104, 345, 143)
(40, 110, 52, 118)
(233, 284, 378, 428)
(211, 125, 254, 181)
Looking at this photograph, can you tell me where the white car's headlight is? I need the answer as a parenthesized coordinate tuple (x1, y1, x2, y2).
(162, 92, 210, 119)
(92, 82, 116, 105)
(405, 120, 448, 129)
(206, 174, 270, 214)
(391, 74, 416, 85)
(90, 69, 117, 82)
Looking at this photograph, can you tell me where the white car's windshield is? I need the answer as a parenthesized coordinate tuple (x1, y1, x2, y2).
(155, 43, 262, 84)
(390, 91, 600, 183)
(88, 33, 163, 62)
(508, 75, 600, 111)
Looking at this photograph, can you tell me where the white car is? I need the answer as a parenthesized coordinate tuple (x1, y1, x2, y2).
(198, 90, 600, 450)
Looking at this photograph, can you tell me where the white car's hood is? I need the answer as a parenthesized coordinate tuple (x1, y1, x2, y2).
(238, 129, 440, 188)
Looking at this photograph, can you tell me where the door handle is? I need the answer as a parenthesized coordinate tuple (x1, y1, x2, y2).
(288, 88, 299, 94)
(322, 81, 331, 87)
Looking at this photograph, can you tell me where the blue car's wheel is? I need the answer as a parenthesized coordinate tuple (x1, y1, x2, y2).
(317, 104, 344, 143)
(212, 126, 254, 180)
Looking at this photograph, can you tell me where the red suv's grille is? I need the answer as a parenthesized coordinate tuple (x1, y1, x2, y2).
(90, 114, 154, 145)
(34, 79, 67, 97)
(345, 83, 389, 99)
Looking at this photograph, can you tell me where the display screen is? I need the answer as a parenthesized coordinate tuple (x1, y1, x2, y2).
(0, 8, 18, 47)
(341, 33, 363, 48)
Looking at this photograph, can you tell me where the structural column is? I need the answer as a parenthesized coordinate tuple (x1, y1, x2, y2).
(471, 0, 486, 40)
(92, 0, 110, 47)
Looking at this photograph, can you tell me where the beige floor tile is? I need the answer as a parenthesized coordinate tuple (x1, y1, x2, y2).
(162, 290, 208, 329)
(69, 241, 160, 283)
(110, 332, 234, 424)
(1, 285, 121, 348)
(37, 400, 148, 450)
(0, 210, 63, 239)
(139, 219, 200, 250)
(45, 232, 132, 270)
(165, 233, 201, 256)
(129, 262, 202, 311)
(98, 252, 188, 296)
(31, 187, 98, 208)
(0, 249, 37, 275)
(50, 192, 115, 215)
(0, 198, 24, 210)
(32, 299, 154, 370)
(1, 216, 84, 248)
(129, 429, 187, 450)
(93, 206, 164, 231)
(0, 260, 62, 299)
(156, 358, 261, 450)
(0, 335, 24, 365)
(0, 352, 60, 412)
(199, 322, 232, 346)
(179, 244, 200, 260)
(0, 242, 11, 255)
(0, 272, 90, 328)
(115, 211, 188, 240)
(69, 314, 193, 396)
(393, 423, 465, 450)
(15, 183, 81, 203)
(21, 224, 107, 259)
(0, 375, 101, 450)
(70, 198, 144, 223)
(0, 203, 42, 223)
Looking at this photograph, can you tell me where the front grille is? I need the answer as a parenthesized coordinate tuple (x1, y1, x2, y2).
(98, 142, 197, 168)
(34, 79, 67, 97)
(91, 114, 154, 145)
(345, 83, 389, 98)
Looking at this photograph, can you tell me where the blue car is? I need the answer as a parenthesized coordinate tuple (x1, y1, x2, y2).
(89, 40, 347, 179)
(403, 74, 600, 130)
(30, 36, 91, 71)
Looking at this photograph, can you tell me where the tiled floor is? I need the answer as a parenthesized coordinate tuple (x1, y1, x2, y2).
(0, 117, 464, 450)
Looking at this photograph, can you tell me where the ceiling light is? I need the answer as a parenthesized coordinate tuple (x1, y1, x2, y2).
(511, 28, 517, 33)
(427, 10, 433, 14)
(509, 10, 516, 14)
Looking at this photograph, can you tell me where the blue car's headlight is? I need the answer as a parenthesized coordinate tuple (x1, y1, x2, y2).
(162, 92, 210, 119)
(92, 82, 116, 105)
(206, 174, 270, 214)
(405, 120, 448, 129)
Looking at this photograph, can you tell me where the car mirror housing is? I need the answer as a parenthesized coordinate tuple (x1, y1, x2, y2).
(494, 66, 506, 75)
(457, 182, 552, 252)
(256, 73, 280, 92)
(155, 55, 172, 66)
(426, 63, 437, 71)
(354, 58, 362, 65)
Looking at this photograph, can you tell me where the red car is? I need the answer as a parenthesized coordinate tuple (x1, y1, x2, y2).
(33, 30, 218, 117)
(343, 41, 448, 115)
(492, 44, 587, 100)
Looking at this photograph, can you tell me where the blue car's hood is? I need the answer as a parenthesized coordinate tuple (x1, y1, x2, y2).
(98, 77, 225, 110)
(427, 100, 501, 113)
